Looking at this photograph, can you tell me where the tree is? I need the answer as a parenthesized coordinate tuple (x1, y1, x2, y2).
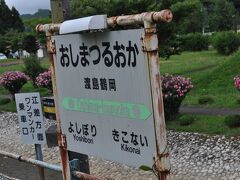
(155, 0, 205, 58)
(69, 0, 237, 58)
(0, 36, 7, 53)
(170, 0, 204, 34)
(0, 0, 12, 34)
(0, 0, 24, 53)
(10, 7, 25, 32)
(23, 17, 51, 45)
(70, 0, 201, 58)
(22, 35, 37, 54)
(0, 1, 24, 33)
(4, 29, 23, 52)
(209, 0, 236, 31)
(229, 0, 240, 11)
(23, 17, 51, 33)
(70, 0, 153, 18)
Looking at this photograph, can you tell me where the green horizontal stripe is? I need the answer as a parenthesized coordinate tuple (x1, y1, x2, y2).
(61, 97, 151, 121)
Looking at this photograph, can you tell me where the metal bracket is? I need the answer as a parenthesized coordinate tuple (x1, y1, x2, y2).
(58, 133, 67, 149)
(69, 159, 80, 171)
(141, 33, 158, 52)
(61, 134, 67, 149)
(50, 40, 56, 54)
(47, 37, 56, 55)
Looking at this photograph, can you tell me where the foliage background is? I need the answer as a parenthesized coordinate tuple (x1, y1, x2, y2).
(69, 0, 239, 58)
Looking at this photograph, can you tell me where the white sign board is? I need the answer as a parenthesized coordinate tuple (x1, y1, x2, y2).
(53, 29, 157, 167)
(15, 93, 46, 144)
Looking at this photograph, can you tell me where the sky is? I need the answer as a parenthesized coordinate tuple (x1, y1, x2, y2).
(5, 0, 50, 14)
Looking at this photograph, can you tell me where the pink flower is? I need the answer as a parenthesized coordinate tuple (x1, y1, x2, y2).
(0, 71, 30, 95)
(35, 69, 52, 91)
(161, 74, 193, 100)
(234, 75, 240, 89)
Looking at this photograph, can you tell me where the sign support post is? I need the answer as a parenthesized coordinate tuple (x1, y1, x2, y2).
(49, 1, 72, 179)
(35, 144, 45, 180)
(46, 32, 72, 180)
(15, 92, 47, 180)
(143, 21, 170, 180)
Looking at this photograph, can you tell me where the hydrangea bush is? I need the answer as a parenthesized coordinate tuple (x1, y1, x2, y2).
(0, 71, 30, 100)
(161, 74, 193, 121)
(234, 75, 240, 90)
(35, 69, 52, 91)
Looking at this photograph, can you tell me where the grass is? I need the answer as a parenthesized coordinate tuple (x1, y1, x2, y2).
(0, 58, 22, 64)
(161, 50, 240, 108)
(161, 50, 240, 136)
(0, 62, 25, 74)
(167, 114, 240, 136)
(0, 98, 16, 112)
(160, 50, 228, 75)
(0, 83, 49, 112)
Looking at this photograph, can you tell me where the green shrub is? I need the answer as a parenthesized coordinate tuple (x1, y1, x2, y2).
(159, 35, 182, 59)
(23, 55, 45, 87)
(212, 31, 240, 55)
(179, 33, 209, 51)
(224, 115, 240, 128)
(236, 97, 240, 105)
(178, 115, 195, 126)
(0, 98, 11, 105)
(163, 97, 182, 121)
(198, 96, 214, 105)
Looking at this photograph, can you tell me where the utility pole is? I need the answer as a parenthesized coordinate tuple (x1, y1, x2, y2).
(49, 1, 71, 179)
(49, 1, 90, 179)
(50, 0, 65, 23)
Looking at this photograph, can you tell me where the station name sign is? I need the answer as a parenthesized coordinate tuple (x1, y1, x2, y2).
(53, 29, 157, 168)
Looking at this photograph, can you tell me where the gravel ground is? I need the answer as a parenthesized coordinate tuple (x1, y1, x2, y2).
(0, 112, 240, 180)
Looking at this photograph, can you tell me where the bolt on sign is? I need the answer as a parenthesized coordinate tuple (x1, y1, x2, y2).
(15, 93, 46, 144)
(53, 29, 157, 167)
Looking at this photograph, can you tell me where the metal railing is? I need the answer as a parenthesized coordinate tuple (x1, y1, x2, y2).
(0, 150, 100, 180)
